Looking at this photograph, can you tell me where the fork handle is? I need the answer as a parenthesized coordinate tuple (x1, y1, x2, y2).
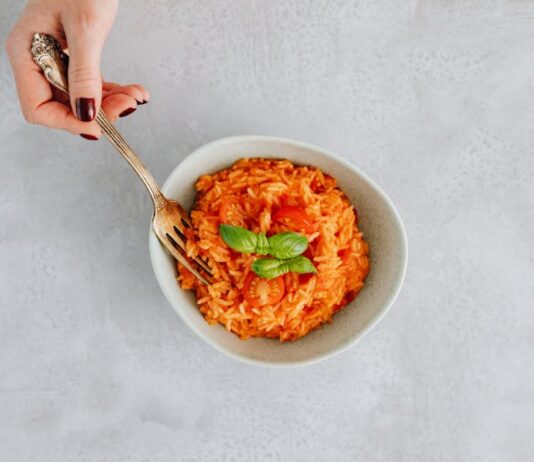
(30, 33, 167, 211)
(94, 109, 166, 210)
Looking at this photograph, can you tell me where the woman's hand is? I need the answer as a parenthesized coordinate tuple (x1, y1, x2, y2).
(5, 0, 149, 139)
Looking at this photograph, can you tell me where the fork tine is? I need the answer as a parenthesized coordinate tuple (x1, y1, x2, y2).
(175, 204, 194, 228)
(166, 232, 213, 280)
(156, 201, 213, 284)
(171, 226, 213, 276)
(192, 256, 213, 276)
(159, 233, 212, 285)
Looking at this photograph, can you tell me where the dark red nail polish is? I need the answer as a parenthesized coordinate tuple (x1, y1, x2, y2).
(137, 100, 148, 105)
(75, 98, 96, 122)
(80, 134, 98, 140)
(119, 107, 136, 117)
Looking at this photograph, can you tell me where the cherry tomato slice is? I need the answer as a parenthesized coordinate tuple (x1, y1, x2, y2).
(273, 206, 314, 233)
(219, 198, 247, 227)
(243, 273, 285, 306)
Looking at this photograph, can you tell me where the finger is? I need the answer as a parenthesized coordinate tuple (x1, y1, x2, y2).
(128, 84, 150, 103)
(101, 93, 138, 122)
(102, 81, 120, 98)
(51, 92, 139, 138)
(105, 84, 145, 104)
(62, 13, 111, 122)
(103, 80, 120, 92)
(29, 99, 101, 137)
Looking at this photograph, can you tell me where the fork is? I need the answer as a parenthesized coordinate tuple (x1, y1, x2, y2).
(30, 33, 212, 285)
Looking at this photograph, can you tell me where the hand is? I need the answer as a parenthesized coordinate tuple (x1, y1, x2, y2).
(5, 0, 150, 139)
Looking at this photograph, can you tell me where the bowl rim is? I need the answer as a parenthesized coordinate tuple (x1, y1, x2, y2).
(149, 135, 408, 367)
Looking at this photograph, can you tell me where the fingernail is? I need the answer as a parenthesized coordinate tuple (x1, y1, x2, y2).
(137, 99, 148, 105)
(119, 107, 136, 117)
(80, 134, 98, 140)
(75, 98, 96, 122)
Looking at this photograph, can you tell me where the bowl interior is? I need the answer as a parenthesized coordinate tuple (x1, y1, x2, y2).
(149, 136, 407, 366)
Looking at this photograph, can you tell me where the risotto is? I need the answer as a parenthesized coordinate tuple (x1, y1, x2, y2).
(177, 158, 369, 341)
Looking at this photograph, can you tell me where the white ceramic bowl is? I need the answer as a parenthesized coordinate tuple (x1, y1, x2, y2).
(149, 136, 407, 366)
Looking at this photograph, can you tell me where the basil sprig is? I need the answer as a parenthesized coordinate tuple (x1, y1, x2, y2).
(252, 256, 317, 279)
(220, 225, 307, 259)
(219, 224, 317, 279)
(256, 232, 270, 255)
(219, 224, 269, 255)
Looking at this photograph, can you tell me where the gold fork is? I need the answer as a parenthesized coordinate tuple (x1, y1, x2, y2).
(30, 33, 212, 285)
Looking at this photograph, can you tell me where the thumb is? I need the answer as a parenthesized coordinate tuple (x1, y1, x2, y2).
(64, 23, 108, 122)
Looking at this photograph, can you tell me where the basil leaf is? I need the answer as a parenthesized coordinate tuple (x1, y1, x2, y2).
(255, 232, 270, 255)
(287, 256, 317, 274)
(253, 255, 317, 278)
(252, 258, 289, 279)
(268, 232, 308, 259)
(219, 224, 258, 253)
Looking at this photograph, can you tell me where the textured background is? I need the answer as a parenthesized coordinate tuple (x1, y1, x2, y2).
(1, 1, 534, 461)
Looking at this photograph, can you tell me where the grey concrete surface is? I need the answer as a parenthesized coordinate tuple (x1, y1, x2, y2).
(1, 1, 533, 461)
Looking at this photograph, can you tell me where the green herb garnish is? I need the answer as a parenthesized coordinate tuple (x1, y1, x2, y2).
(268, 232, 308, 259)
(219, 224, 317, 279)
(286, 255, 318, 274)
(219, 224, 269, 255)
(252, 256, 317, 279)
(251, 258, 288, 279)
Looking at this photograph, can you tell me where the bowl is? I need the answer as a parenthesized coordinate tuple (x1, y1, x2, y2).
(149, 136, 407, 366)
